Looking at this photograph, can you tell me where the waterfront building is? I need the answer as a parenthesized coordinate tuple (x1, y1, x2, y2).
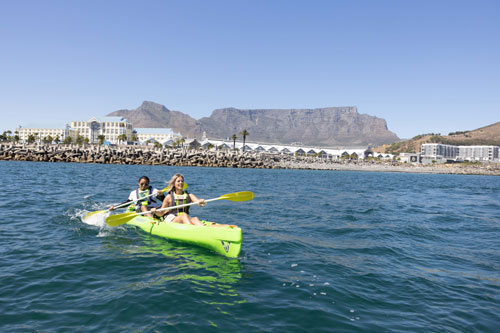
(421, 143, 459, 160)
(421, 143, 499, 162)
(18, 126, 77, 143)
(458, 145, 499, 161)
(399, 153, 420, 163)
(134, 128, 182, 145)
(70, 117, 133, 144)
(196, 138, 374, 160)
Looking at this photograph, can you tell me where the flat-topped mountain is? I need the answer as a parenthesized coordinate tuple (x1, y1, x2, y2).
(108, 101, 400, 147)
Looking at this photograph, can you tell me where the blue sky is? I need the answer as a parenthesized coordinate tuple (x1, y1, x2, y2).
(0, 0, 498, 139)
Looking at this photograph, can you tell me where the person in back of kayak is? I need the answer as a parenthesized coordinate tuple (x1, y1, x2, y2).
(151, 173, 205, 225)
(109, 176, 164, 218)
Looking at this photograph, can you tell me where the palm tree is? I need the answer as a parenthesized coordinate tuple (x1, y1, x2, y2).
(97, 135, 106, 145)
(54, 135, 60, 144)
(117, 134, 127, 144)
(27, 134, 36, 144)
(176, 137, 185, 149)
(231, 134, 237, 151)
(240, 130, 249, 152)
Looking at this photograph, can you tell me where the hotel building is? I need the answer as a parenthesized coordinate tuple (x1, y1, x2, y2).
(18, 126, 77, 143)
(70, 117, 133, 143)
(421, 143, 499, 162)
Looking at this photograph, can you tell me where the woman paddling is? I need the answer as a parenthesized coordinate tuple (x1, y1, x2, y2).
(109, 176, 164, 218)
(151, 173, 205, 225)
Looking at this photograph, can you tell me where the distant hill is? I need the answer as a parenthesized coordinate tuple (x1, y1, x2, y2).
(108, 101, 400, 147)
(375, 121, 500, 154)
(108, 101, 199, 137)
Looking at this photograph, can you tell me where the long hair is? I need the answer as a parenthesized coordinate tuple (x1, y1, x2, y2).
(168, 173, 184, 192)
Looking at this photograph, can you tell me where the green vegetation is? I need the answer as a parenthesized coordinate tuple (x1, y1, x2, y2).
(240, 129, 249, 152)
(231, 134, 237, 151)
(117, 134, 127, 144)
(0, 130, 12, 141)
(448, 130, 470, 136)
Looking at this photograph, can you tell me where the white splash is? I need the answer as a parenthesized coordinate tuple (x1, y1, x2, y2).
(82, 210, 109, 228)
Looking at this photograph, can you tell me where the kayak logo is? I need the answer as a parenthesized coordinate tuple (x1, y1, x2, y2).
(220, 241, 230, 253)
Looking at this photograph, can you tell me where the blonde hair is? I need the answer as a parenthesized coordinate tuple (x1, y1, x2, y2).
(168, 173, 184, 192)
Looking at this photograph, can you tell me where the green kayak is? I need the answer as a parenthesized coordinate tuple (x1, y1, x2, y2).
(126, 215, 242, 258)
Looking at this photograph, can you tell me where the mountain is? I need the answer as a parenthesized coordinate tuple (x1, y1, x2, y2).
(197, 107, 399, 146)
(375, 121, 500, 154)
(108, 101, 400, 147)
(108, 101, 199, 137)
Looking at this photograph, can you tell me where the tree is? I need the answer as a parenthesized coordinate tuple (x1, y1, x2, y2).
(84, 137, 89, 144)
(207, 143, 214, 150)
(131, 134, 138, 142)
(117, 134, 127, 144)
(3, 130, 12, 141)
(76, 135, 84, 145)
(27, 134, 36, 144)
(42, 135, 53, 144)
(54, 135, 60, 144)
(63, 136, 72, 144)
(174, 137, 185, 149)
(231, 134, 237, 151)
(14, 131, 20, 143)
(97, 135, 106, 145)
(240, 130, 249, 152)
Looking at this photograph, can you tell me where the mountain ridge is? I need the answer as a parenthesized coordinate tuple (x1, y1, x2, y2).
(108, 101, 400, 147)
(375, 121, 500, 154)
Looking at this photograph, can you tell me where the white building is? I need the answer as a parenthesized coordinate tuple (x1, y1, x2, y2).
(458, 145, 499, 161)
(18, 126, 77, 143)
(421, 143, 499, 162)
(134, 128, 182, 145)
(70, 117, 133, 144)
(196, 138, 373, 160)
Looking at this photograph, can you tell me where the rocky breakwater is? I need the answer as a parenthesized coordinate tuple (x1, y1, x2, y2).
(1, 143, 499, 176)
(0, 144, 278, 169)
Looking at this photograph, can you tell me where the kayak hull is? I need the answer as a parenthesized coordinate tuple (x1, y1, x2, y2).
(126, 216, 242, 257)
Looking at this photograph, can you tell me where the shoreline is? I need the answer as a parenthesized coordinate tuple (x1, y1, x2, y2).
(1, 143, 499, 176)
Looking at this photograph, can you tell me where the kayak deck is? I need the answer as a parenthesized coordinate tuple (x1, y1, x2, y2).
(126, 215, 242, 257)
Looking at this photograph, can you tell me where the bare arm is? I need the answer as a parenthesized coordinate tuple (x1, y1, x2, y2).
(189, 193, 205, 206)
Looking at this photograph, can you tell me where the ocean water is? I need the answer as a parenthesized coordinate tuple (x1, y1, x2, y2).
(0, 160, 499, 332)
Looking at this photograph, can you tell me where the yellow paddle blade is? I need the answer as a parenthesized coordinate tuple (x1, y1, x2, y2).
(106, 212, 138, 227)
(219, 191, 255, 202)
(83, 210, 106, 221)
(160, 182, 187, 193)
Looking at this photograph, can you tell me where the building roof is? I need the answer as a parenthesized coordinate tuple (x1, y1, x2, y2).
(134, 128, 178, 135)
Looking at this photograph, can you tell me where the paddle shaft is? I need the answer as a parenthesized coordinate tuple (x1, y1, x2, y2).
(135, 198, 220, 216)
(111, 187, 171, 210)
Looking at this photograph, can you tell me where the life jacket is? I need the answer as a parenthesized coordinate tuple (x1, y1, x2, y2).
(134, 186, 162, 211)
(169, 190, 191, 215)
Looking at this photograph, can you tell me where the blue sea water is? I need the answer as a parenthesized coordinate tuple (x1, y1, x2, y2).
(0, 160, 499, 332)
